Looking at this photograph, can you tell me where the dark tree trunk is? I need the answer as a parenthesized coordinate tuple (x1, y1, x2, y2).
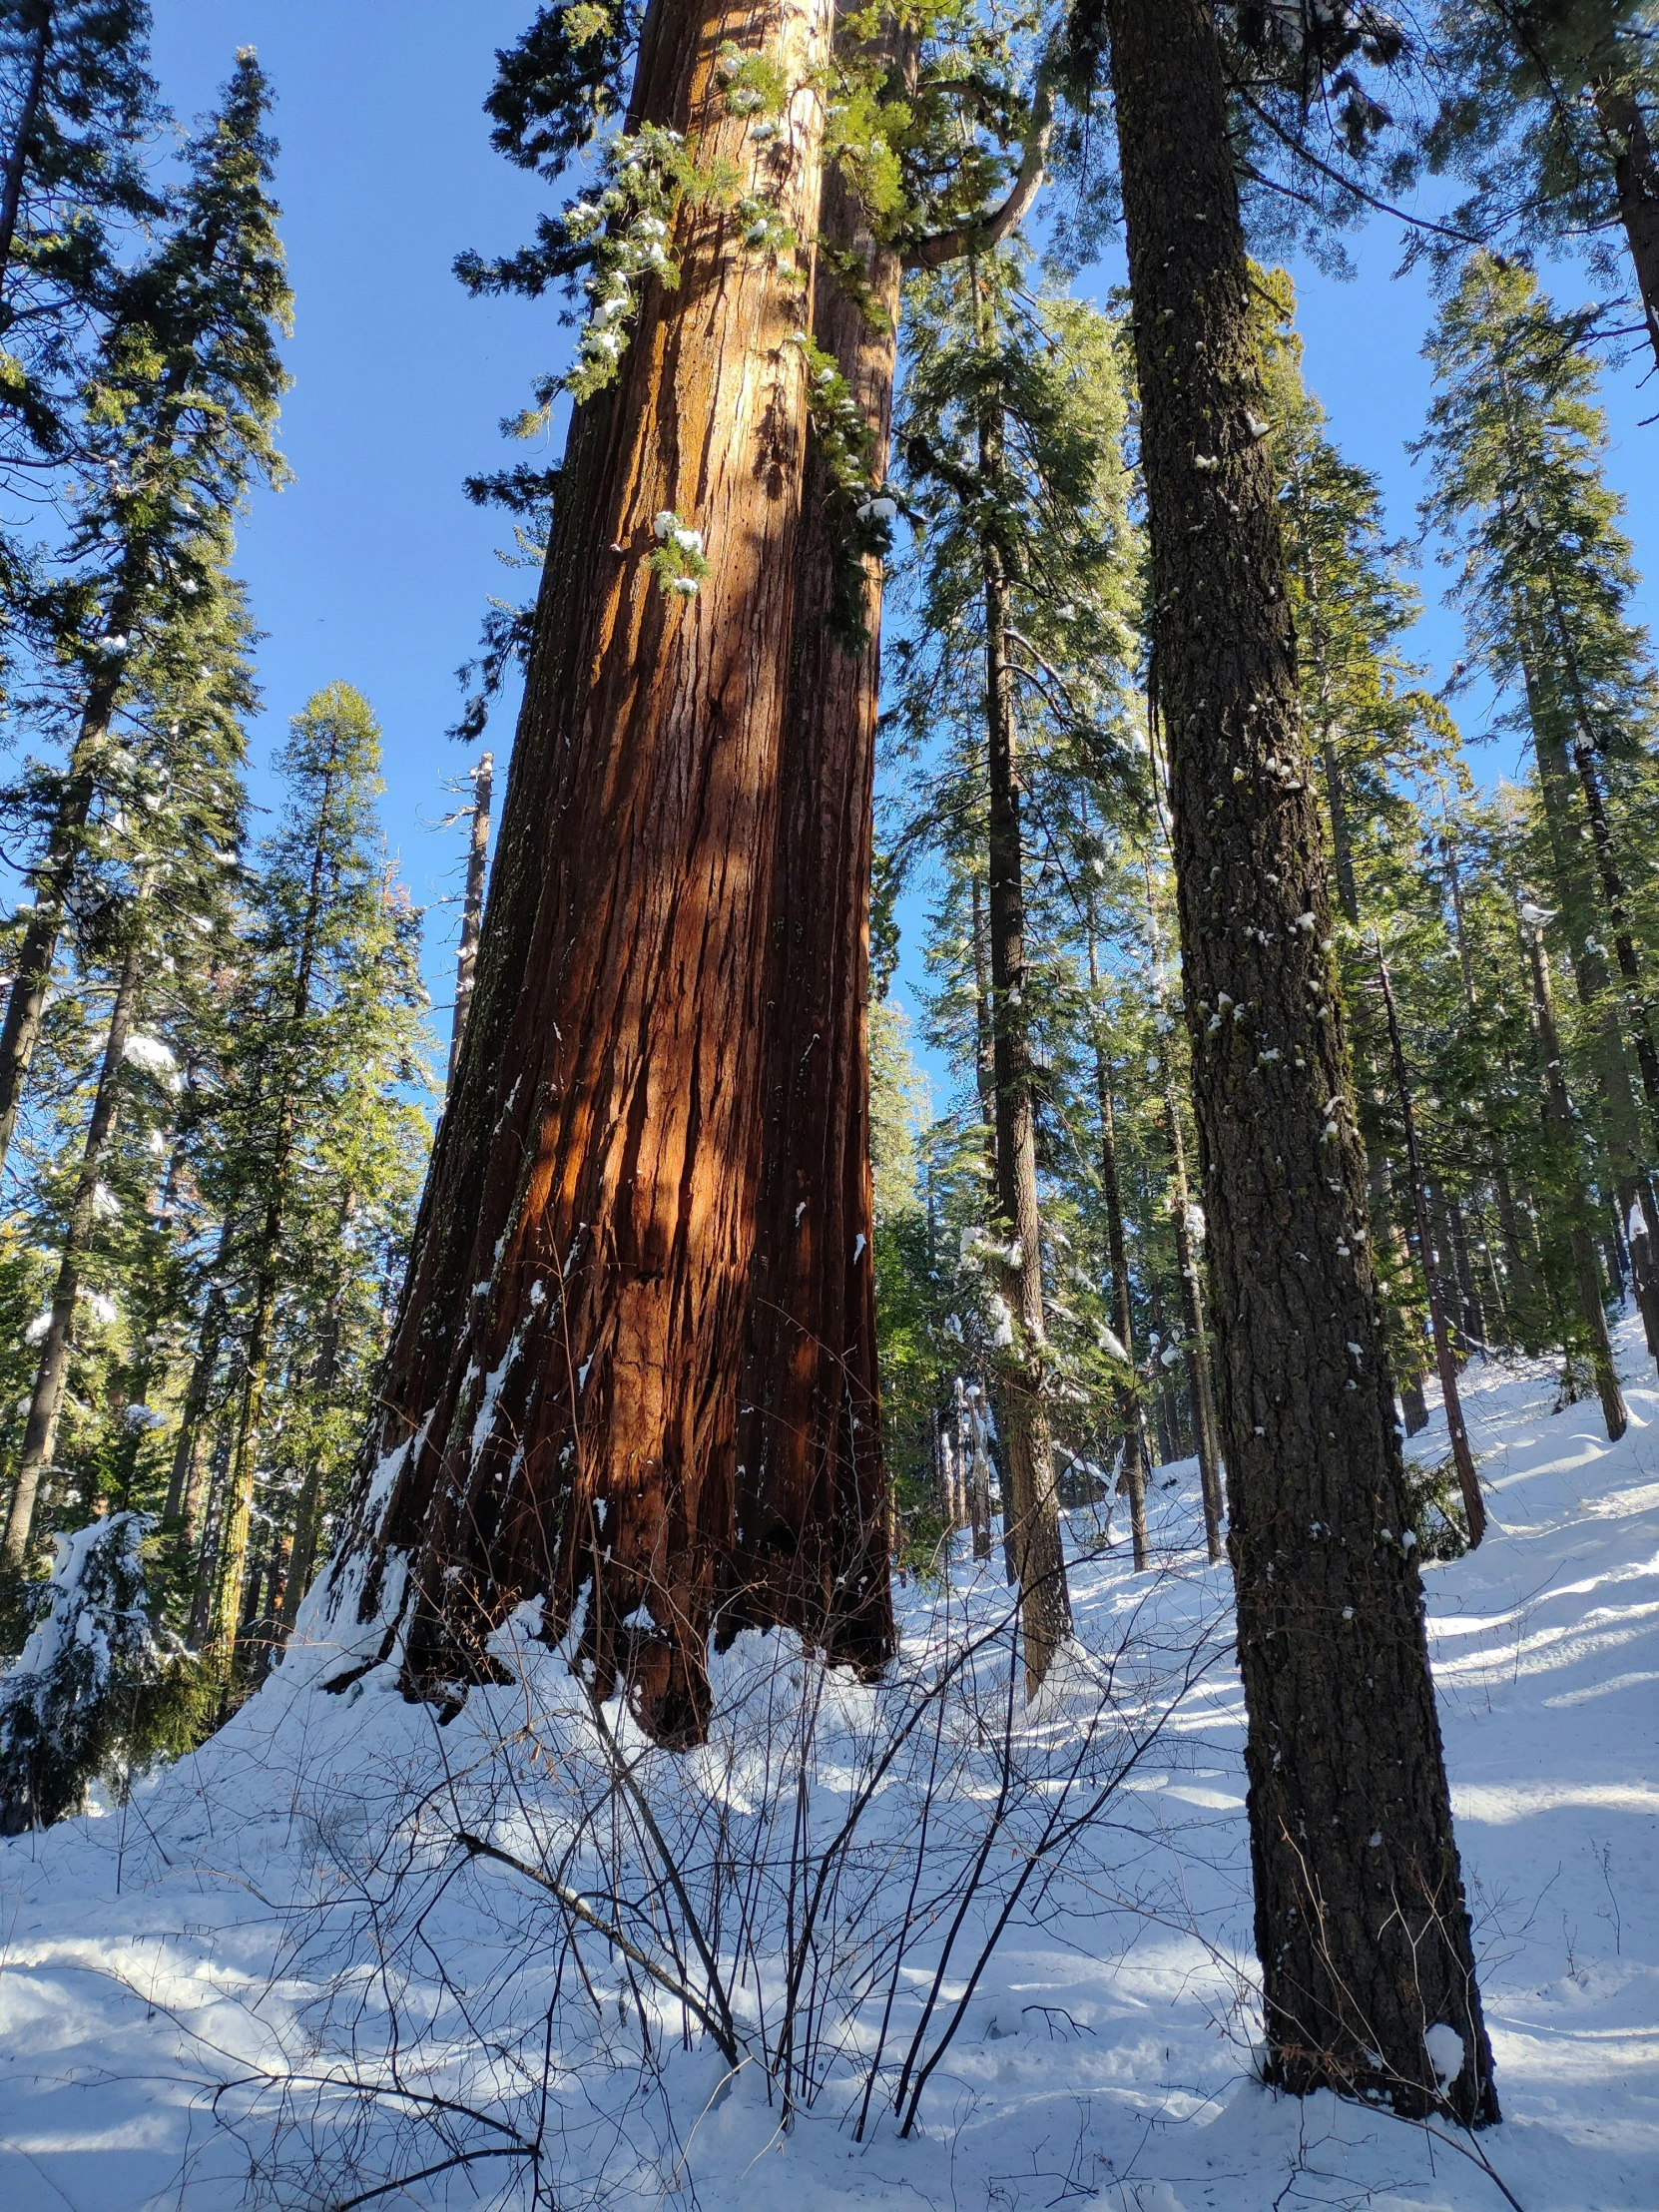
(1104, 0, 1497, 2124)
(980, 396, 1071, 1691)
(727, 151, 896, 1667)
(971, 871, 997, 1193)
(1162, 1081, 1224, 1561)
(1490, 1151, 1542, 1349)
(965, 1382, 991, 1559)
(278, 1199, 351, 1638)
(331, 0, 847, 1744)
(1592, 77, 1659, 372)
(163, 1228, 231, 1539)
(1141, 858, 1224, 1559)
(1446, 1195, 1485, 1355)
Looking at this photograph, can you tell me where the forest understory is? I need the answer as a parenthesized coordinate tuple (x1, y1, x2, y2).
(0, 1321, 1653, 2212)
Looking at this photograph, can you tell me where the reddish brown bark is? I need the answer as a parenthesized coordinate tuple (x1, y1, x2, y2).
(725, 155, 897, 1670)
(332, 0, 839, 1741)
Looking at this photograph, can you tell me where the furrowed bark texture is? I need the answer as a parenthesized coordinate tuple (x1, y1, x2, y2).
(336, 0, 839, 1743)
(726, 156, 897, 1670)
(1106, 0, 1497, 2124)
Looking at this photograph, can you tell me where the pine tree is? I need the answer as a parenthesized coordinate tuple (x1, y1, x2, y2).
(0, 1, 160, 503)
(1417, 253, 1659, 1394)
(445, 752, 492, 1084)
(0, 434, 255, 1574)
(197, 683, 422, 1694)
(1421, 1, 1659, 373)
(0, 1508, 160, 1831)
(1085, 0, 1497, 2123)
(889, 253, 1139, 1680)
(1259, 276, 1483, 1432)
(0, 49, 287, 1180)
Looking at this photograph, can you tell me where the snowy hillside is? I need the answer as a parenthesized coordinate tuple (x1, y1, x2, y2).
(1, 1323, 1656, 2212)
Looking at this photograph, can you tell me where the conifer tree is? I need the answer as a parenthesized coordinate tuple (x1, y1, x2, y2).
(890, 254, 1138, 1679)
(0, 1, 160, 505)
(0, 428, 255, 1573)
(407, 2, 1069, 1710)
(1417, 253, 1659, 1386)
(198, 683, 420, 1691)
(1261, 277, 1475, 1428)
(1422, 1, 1659, 372)
(0, 49, 287, 1180)
(323, 0, 846, 1742)
(1079, 0, 1497, 2123)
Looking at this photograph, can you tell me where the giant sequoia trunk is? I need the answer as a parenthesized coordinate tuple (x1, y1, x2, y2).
(329, 0, 860, 1743)
(1104, 0, 1497, 2124)
(727, 155, 896, 1666)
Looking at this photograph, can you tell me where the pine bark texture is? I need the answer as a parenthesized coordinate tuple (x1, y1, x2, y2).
(332, 0, 870, 1743)
(726, 155, 895, 1668)
(1105, 0, 1497, 2123)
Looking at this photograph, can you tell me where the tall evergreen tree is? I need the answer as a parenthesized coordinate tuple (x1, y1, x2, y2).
(890, 254, 1139, 1677)
(0, 1, 160, 503)
(1417, 253, 1659, 1390)
(0, 49, 287, 1182)
(0, 370, 257, 1574)
(1076, 0, 1498, 2123)
(198, 683, 420, 1692)
(1422, 1, 1659, 371)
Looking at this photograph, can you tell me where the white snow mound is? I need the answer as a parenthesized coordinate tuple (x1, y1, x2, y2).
(1, 1323, 1657, 2208)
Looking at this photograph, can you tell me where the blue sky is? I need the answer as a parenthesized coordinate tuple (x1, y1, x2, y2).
(144, 2, 1659, 1092)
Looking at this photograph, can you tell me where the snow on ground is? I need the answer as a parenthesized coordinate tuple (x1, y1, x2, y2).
(1, 1321, 1656, 2211)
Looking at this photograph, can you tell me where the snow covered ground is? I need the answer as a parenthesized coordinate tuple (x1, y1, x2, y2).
(1, 1321, 1656, 2211)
